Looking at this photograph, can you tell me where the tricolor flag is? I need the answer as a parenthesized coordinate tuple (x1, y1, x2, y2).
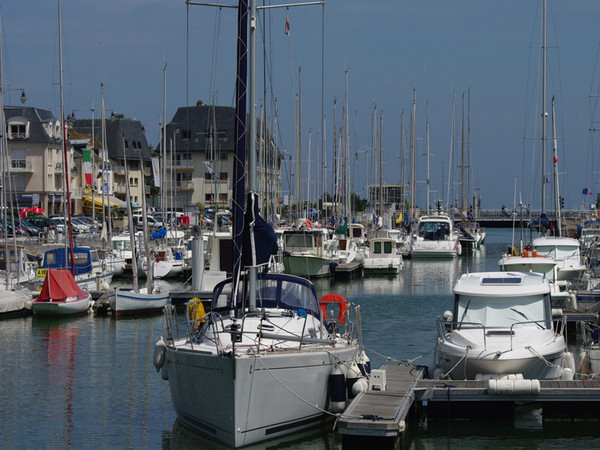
(284, 13, 290, 35)
(83, 149, 92, 185)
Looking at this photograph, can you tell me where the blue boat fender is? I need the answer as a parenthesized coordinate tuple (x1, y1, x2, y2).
(357, 351, 371, 376)
(328, 364, 346, 413)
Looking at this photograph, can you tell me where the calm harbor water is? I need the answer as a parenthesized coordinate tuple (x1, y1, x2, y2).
(2, 228, 600, 448)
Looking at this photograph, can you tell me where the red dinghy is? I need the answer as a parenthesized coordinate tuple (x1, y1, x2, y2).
(32, 269, 91, 316)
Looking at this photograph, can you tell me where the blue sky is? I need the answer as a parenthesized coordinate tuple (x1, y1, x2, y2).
(2, 1, 600, 213)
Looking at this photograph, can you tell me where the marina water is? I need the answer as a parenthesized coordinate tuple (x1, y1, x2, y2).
(2, 228, 600, 448)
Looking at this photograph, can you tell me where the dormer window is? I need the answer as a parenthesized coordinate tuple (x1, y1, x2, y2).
(10, 124, 26, 139)
(7, 117, 30, 140)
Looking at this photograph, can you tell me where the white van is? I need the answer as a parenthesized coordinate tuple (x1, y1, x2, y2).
(132, 215, 164, 231)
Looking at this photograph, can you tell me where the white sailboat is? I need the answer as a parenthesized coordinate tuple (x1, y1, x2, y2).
(109, 138, 168, 317)
(154, 4, 364, 446)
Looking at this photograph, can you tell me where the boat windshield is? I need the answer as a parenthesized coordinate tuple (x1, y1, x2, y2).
(419, 222, 450, 241)
(112, 240, 132, 251)
(455, 294, 550, 329)
(534, 245, 579, 261)
(212, 274, 320, 318)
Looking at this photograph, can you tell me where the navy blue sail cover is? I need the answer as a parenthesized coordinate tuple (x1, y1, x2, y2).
(242, 192, 278, 267)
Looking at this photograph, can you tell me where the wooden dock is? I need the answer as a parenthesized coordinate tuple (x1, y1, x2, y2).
(334, 262, 362, 278)
(338, 365, 600, 448)
(337, 365, 424, 447)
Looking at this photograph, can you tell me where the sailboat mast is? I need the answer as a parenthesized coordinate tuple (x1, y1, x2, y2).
(123, 139, 139, 293)
(232, 0, 248, 310)
(541, 0, 547, 215)
(58, 0, 75, 274)
(410, 89, 416, 219)
(248, 0, 258, 310)
(460, 92, 465, 213)
(426, 105, 430, 216)
(552, 97, 561, 236)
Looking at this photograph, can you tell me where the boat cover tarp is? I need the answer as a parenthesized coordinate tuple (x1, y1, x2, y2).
(151, 228, 167, 240)
(242, 192, 278, 267)
(0, 289, 32, 313)
(42, 247, 92, 276)
(37, 269, 82, 302)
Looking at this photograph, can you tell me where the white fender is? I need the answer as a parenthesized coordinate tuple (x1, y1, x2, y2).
(153, 336, 167, 372)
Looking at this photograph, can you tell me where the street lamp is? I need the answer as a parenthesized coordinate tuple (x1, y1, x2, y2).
(20, 89, 26, 104)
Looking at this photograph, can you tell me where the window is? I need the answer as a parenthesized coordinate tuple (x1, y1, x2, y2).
(10, 124, 26, 140)
(182, 130, 191, 140)
(219, 193, 228, 203)
(205, 193, 214, 203)
(219, 172, 228, 181)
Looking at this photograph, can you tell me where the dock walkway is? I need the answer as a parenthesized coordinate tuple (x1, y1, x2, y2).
(338, 365, 600, 448)
(337, 365, 424, 441)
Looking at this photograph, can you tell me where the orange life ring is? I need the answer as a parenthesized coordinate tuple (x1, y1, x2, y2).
(306, 218, 313, 229)
(319, 293, 348, 324)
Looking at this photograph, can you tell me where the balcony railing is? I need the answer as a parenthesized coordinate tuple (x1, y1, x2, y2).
(166, 180, 194, 191)
(166, 160, 195, 170)
(10, 160, 33, 172)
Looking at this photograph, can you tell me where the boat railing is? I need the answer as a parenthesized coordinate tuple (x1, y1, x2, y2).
(436, 317, 487, 349)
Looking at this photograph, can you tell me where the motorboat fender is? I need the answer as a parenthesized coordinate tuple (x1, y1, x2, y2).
(561, 351, 576, 379)
(328, 364, 346, 413)
(579, 348, 591, 374)
(351, 377, 369, 397)
(488, 378, 541, 395)
(346, 361, 361, 398)
(569, 293, 577, 311)
(357, 351, 371, 376)
(153, 336, 167, 372)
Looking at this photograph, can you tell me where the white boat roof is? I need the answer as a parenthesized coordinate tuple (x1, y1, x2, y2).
(532, 236, 580, 248)
(418, 214, 452, 223)
(454, 271, 550, 297)
(498, 255, 557, 267)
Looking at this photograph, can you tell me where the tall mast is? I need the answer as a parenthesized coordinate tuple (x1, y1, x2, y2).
(379, 112, 383, 219)
(460, 92, 465, 213)
(58, 0, 75, 274)
(410, 89, 416, 219)
(552, 97, 561, 236)
(426, 104, 430, 216)
(541, 0, 547, 214)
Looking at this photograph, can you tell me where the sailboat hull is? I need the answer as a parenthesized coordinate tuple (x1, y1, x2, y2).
(109, 288, 169, 317)
(164, 344, 358, 447)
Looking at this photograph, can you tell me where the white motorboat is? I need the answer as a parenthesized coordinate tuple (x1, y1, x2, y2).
(362, 236, 403, 275)
(498, 251, 574, 310)
(0, 289, 33, 319)
(532, 236, 587, 287)
(434, 271, 570, 380)
(411, 214, 461, 258)
(579, 321, 600, 376)
(32, 269, 91, 316)
(108, 287, 169, 318)
(156, 273, 361, 447)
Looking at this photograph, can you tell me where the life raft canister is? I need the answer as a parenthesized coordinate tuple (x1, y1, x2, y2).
(319, 293, 348, 324)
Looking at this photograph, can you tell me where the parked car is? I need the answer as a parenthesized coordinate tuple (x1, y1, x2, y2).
(132, 214, 164, 231)
(26, 216, 56, 231)
(16, 218, 43, 236)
